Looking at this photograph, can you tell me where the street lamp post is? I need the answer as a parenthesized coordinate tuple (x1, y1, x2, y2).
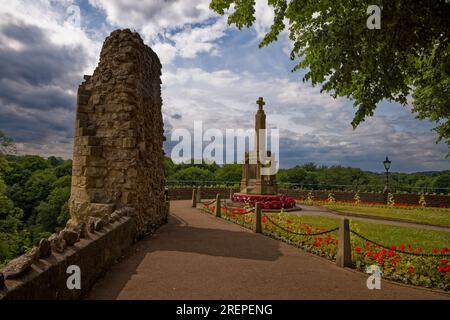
(383, 156, 391, 199)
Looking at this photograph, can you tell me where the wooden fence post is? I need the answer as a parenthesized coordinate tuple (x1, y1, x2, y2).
(215, 193, 221, 217)
(253, 202, 262, 233)
(336, 218, 352, 268)
(192, 188, 197, 208)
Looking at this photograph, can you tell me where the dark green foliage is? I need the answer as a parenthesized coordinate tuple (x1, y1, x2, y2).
(33, 186, 71, 236)
(0, 154, 72, 265)
(215, 163, 242, 182)
(171, 167, 215, 182)
(277, 164, 450, 192)
(210, 0, 450, 149)
(0, 177, 29, 264)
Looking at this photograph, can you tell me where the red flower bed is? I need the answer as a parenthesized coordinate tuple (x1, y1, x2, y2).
(353, 240, 450, 290)
(232, 193, 296, 209)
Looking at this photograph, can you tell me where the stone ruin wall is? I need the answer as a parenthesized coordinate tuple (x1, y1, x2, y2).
(70, 29, 168, 237)
(1, 29, 169, 298)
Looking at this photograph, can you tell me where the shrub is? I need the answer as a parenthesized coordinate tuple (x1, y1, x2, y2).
(387, 193, 395, 207)
(419, 193, 427, 207)
(327, 192, 336, 203)
(306, 191, 314, 204)
(354, 191, 361, 204)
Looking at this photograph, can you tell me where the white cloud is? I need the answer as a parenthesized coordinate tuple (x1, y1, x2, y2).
(152, 42, 177, 65)
(170, 18, 227, 59)
(89, 0, 215, 39)
(0, 0, 102, 157)
(0, 0, 101, 73)
(254, 0, 274, 38)
(89, 0, 230, 64)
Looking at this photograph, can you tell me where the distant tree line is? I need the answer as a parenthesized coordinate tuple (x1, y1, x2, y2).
(165, 158, 450, 193)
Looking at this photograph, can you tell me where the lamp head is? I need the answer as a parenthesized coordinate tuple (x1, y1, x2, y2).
(383, 156, 391, 171)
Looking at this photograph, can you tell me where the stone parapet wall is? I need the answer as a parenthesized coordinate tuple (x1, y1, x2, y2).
(0, 204, 169, 300)
(70, 29, 166, 236)
(168, 187, 450, 208)
(1, 217, 134, 300)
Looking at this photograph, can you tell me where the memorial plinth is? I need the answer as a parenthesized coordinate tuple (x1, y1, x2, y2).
(232, 97, 297, 210)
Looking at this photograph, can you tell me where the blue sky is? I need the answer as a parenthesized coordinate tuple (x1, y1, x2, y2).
(0, 0, 448, 172)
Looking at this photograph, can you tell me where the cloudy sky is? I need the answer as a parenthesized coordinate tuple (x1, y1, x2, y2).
(0, 0, 448, 172)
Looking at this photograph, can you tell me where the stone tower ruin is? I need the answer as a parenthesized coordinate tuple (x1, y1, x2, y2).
(69, 29, 168, 236)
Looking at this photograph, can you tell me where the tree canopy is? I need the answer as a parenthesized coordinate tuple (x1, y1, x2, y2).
(210, 0, 450, 149)
(0, 154, 72, 265)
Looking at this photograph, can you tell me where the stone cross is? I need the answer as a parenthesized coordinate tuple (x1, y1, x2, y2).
(256, 97, 265, 110)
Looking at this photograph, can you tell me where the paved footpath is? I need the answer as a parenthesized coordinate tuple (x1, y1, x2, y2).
(87, 200, 449, 300)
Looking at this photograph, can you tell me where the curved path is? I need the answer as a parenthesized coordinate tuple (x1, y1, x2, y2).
(87, 200, 449, 300)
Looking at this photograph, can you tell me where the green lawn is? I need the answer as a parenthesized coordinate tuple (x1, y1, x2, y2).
(279, 213, 450, 251)
(321, 203, 450, 228)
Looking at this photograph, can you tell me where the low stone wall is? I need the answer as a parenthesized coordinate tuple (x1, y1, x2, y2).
(0, 203, 170, 300)
(168, 187, 450, 208)
(279, 189, 450, 207)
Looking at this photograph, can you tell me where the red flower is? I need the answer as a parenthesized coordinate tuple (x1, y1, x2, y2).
(390, 245, 396, 250)
(377, 258, 384, 263)
(365, 251, 372, 257)
(262, 216, 267, 224)
(438, 266, 444, 272)
(441, 259, 448, 264)
(365, 241, 371, 246)
(408, 267, 414, 273)
(431, 248, 439, 253)
(388, 251, 395, 257)
(354, 247, 362, 252)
